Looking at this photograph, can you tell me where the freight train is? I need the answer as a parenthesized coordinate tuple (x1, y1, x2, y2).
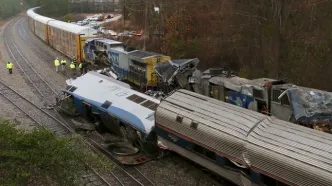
(27, 7, 97, 62)
(57, 72, 332, 186)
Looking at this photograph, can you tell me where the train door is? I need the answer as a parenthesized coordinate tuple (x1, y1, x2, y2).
(209, 84, 224, 101)
(100, 112, 122, 136)
(82, 101, 95, 122)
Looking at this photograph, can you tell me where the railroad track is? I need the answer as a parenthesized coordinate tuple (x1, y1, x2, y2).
(4, 18, 157, 186)
(89, 132, 156, 186)
(17, 18, 72, 79)
(0, 79, 70, 136)
(4, 21, 57, 105)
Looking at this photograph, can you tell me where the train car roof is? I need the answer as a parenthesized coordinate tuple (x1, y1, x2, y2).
(27, 7, 55, 24)
(85, 37, 123, 45)
(48, 20, 97, 35)
(27, 7, 97, 36)
(246, 117, 332, 186)
(63, 71, 160, 134)
(156, 89, 267, 164)
(209, 75, 250, 92)
(128, 50, 166, 59)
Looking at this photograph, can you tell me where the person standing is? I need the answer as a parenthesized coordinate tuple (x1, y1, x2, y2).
(54, 58, 60, 72)
(70, 62, 76, 70)
(72, 57, 77, 67)
(78, 62, 83, 74)
(61, 59, 67, 71)
(6, 61, 13, 74)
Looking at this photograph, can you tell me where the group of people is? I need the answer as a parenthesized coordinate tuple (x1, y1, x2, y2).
(54, 57, 87, 74)
(4, 57, 87, 75)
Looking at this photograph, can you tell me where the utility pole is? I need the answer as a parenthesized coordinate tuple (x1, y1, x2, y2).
(123, 0, 126, 25)
(159, 1, 162, 53)
(143, 0, 148, 51)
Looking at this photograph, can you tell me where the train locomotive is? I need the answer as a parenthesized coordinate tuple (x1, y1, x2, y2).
(57, 71, 161, 160)
(57, 72, 332, 186)
(83, 37, 172, 89)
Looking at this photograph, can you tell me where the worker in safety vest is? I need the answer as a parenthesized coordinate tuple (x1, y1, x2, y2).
(6, 61, 13, 74)
(78, 62, 83, 74)
(54, 58, 60, 72)
(72, 57, 77, 67)
(70, 62, 76, 70)
(60, 59, 67, 71)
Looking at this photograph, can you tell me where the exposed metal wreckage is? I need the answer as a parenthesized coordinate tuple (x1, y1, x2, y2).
(154, 60, 332, 133)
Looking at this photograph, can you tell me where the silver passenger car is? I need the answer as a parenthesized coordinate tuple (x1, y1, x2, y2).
(155, 89, 332, 186)
(155, 89, 266, 185)
(246, 117, 332, 186)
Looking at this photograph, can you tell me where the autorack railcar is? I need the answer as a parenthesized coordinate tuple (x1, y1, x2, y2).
(155, 89, 332, 186)
(27, 7, 97, 62)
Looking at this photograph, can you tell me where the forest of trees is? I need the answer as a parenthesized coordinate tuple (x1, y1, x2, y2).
(1, 0, 332, 91)
(0, 0, 70, 19)
(0, 0, 24, 19)
(123, 0, 332, 91)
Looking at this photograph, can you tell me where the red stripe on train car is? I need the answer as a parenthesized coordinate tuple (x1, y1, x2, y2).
(155, 123, 244, 165)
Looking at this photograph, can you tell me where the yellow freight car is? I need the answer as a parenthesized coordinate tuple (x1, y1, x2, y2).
(27, 8, 97, 62)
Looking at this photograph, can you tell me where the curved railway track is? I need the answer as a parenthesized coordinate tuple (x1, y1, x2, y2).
(89, 132, 156, 186)
(3, 17, 157, 186)
(17, 18, 73, 79)
(0, 78, 111, 186)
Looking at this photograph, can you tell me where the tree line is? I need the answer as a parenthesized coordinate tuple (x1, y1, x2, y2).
(0, 0, 70, 19)
(123, 0, 332, 91)
(0, 0, 23, 19)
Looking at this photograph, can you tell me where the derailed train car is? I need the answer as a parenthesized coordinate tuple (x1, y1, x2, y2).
(155, 89, 332, 186)
(27, 8, 97, 62)
(57, 71, 160, 163)
(57, 71, 332, 185)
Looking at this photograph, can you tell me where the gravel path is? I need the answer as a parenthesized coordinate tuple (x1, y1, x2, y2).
(13, 18, 69, 92)
(136, 154, 225, 186)
(0, 18, 38, 130)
